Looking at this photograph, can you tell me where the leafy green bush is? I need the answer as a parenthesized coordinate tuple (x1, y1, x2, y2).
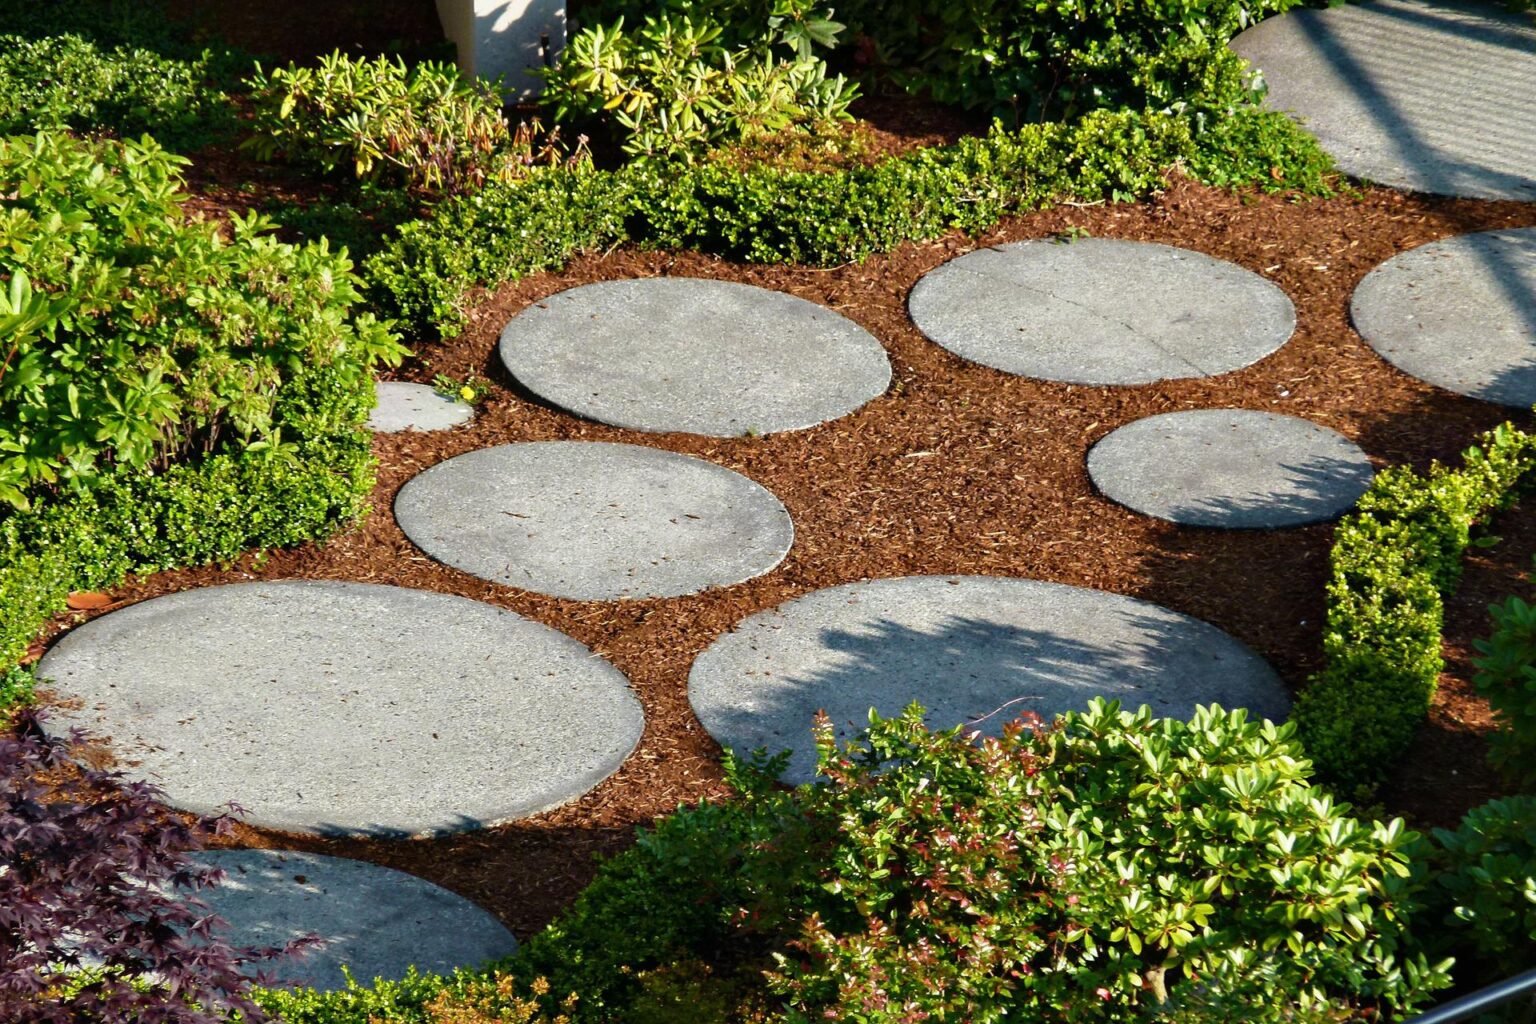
(1294, 423, 1536, 794)
(1425, 796, 1536, 984)
(0, 131, 403, 511)
(0, 33, 231, 147)
(377, 701, 1443, 1024)
(245, 53, 578, 195)
(839, 0, 1302, 118)
(0, 130, 401, 676)
(545, 1, 857, 158)
(366, 105, 1332, 338)
(1473, 575, 1536, 789)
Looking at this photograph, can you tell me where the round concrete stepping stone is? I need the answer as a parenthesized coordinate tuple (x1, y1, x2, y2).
(194, 850, 516, 990)
(366, 382, 473, 432)
(1232, 0, 1536, 201)
(498, 278, 891, 436)
(689, 576, 1288, 783)
(1087, 410, 1375, 528)
(396, 442, 793, 601)
(37, 581, 643, 836)
(907, 240, 1295, 385)
(1352, 228, 1536, 406)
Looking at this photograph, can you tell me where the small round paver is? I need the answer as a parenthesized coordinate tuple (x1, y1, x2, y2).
(396, 441, 794, 600)
(689, 576, 1289, 783)
(907, 239, 1295, 385)
(195, 850, 516, 990)
(1351, 228, 1536, 406)
(498, 278, 891, 436)
(1087, 410, 1375, 528)
(366, 382, 473, 432)
(37, 581, 643, 836)
(1232, 0, 1536, 201)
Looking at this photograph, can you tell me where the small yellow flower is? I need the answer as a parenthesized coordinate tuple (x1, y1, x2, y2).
(460, 385, 476, 402)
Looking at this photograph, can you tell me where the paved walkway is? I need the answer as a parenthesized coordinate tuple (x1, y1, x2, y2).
(1232, 0, 1536, 200)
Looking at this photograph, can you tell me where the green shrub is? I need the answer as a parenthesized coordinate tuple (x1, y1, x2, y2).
(1425, 796, 1536, 984)
(545, 1, 857, 158)
(366, 106, 1332, 339)
(0, 131, 404, 511)
(458, 701, 1446, 1023)
(1294, 423, 1536, 794)
(1473, 574, 1536, 789)
(0, 33, 231, 148)
(839, 0, 1302, 118)
(245, 53, 576, 195)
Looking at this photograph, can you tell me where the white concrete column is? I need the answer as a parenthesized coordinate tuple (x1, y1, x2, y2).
(435, 0, 566, 100)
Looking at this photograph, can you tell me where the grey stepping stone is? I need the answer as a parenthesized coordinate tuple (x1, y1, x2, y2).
(396, 441, 793, 601)
(689, 576, 1288, 784)
(366, 382, 473, 432)
(1352, 228, 1536, 406)
(498, 278, 891, 436)
(1232, 0, 1536, 201)
(194, 850, 516, 990)
(907, 239, 1295, 385)
(37, 581, 643, 836)
(1087, 410, 1375, 528)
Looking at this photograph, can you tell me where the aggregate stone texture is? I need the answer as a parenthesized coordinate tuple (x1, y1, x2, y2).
(395, 441, 795, 600)
(194, 850, 516, 990)
(688, 576, 1289, 784)
(1086, 410, 1376, 529)
(37, 581, 644, 836)
(1231, 0, 1536, 201)
(906, 239, 1296, 385)
(365, 382, 473, 432)
(1351, 228, 1536, 406)
(497, 277, 892, 436)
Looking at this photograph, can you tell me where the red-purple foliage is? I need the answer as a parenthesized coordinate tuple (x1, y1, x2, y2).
(0, 708, 291, 1023)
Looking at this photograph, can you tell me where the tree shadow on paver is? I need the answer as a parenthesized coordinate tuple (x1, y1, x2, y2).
(1157, 450, 1376, 528)
(704, 608, 1286, 783)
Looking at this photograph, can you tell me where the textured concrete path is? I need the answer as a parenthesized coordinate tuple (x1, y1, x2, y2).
(1232, 0, 1536, 200)
(38, 581, 643, 836)
(396, 441, 793, 600)
(499, 278, 891, 436)
(1088, 410, 1375, 528)
(366, 382, 473, 432)
(196, 850, 516, 990)
(1352, 228, 1536, 406)
(908, 239, 1294, 385)
(689, 576, 1288, 783)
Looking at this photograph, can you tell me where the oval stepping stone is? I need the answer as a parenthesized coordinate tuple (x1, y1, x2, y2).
(366, 382, 473, 432)
(1232, 0, 1536, 201)
(194, 850, 516, 990)
(396, 442, 794, 601)
(498, 278, 891, 436)
(37, 581, 643, 836)
(1087, 410, 1375, 528)
(908, 239, 1295, 385)
(1352, 228, 1536, 406)
(689, 576, 1288, 783)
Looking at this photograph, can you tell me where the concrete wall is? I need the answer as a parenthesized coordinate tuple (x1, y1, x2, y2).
(435, 0, 566, 99)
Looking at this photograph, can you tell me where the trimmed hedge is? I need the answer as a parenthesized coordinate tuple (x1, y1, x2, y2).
(1295, 423, 1536, 794)
(365, 106, 1335, 339)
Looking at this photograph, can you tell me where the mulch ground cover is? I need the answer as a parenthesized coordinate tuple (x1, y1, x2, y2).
(17, 0, 1536, 943)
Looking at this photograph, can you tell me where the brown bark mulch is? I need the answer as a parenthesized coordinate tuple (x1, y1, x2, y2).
(28, 171, 1536, 939)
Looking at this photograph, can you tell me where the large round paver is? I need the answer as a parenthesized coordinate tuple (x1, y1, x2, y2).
(907, 240, 1295, 385)
(498, 278, 891, 436)
(689, 576, 1289, 783)
(1232, 0, 1536, 201)
(366, 382, 473, 432)
(1087, 410, 1375, 528)
(1352, 229, 1536, 406)
(195, 850, 516, 990)
(396, 442, 794, 600)
(37, 581, 643, 836)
